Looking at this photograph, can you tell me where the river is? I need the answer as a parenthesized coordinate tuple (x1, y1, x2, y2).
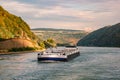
(0, 47, 120, 80)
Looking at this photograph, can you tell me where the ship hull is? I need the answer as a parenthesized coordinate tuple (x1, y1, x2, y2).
(38, 57, 67, 61)
(67, 52, 80, 61)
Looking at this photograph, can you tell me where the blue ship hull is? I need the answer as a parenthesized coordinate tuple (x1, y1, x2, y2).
(38, 57, 67, 61)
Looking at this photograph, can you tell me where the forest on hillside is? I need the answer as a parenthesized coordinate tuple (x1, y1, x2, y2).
(77, 23, 120, 47)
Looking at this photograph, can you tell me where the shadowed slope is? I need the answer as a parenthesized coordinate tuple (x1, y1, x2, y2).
(77, 23, 120, 47)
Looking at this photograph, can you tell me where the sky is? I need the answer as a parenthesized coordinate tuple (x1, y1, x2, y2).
(0, 0, 120, 31)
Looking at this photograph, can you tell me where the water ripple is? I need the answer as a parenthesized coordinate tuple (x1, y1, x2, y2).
(0, 47, 120, 80)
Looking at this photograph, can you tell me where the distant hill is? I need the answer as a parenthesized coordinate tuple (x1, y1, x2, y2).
(32, 28, 84, 32)
(32, 28, 88, 46)
(0, 6, 39, 50)
(77, 23, 120, 47)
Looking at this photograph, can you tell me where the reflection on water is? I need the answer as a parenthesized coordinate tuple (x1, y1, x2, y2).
(0, 47, 120, 80)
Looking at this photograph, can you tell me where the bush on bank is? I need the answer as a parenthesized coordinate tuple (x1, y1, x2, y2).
(8, 47, 37, 52)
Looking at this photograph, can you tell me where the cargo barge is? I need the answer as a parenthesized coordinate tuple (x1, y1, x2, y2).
(37, 46, 80, 62)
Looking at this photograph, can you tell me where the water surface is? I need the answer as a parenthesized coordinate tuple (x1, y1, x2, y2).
(0, 47, 120, 80)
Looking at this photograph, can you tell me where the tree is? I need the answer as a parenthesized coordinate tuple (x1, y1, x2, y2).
(44, 38, 56, 48)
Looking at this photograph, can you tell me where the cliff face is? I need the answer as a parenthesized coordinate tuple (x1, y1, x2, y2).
(77, 23, 120, 47)
(0, 38, 37, 50)
(0, 6, 39, 50)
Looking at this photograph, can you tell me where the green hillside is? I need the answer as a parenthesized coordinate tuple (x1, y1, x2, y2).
(77, 23, 120, 47)
(32, 28, 88, 46)
(0, 6, 37, 41)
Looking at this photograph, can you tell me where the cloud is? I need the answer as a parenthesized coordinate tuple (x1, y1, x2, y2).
(0, 0, 120, 31)
(0, 1, 37, 14)
(0, 1, 94, 21)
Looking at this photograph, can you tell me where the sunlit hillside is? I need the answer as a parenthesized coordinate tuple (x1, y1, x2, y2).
(0, 6, 40, 50)
(0, 6, 37, 41)
(32, 28, 88, 46)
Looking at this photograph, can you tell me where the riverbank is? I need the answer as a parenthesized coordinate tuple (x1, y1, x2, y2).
(0, 49, 45, 55)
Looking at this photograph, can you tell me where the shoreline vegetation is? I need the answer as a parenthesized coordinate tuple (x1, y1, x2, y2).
(0, 47, 45, 55)
(0, 50, 42, 55)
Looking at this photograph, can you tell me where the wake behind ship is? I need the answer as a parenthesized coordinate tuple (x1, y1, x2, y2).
(37, 46, 80, 62)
